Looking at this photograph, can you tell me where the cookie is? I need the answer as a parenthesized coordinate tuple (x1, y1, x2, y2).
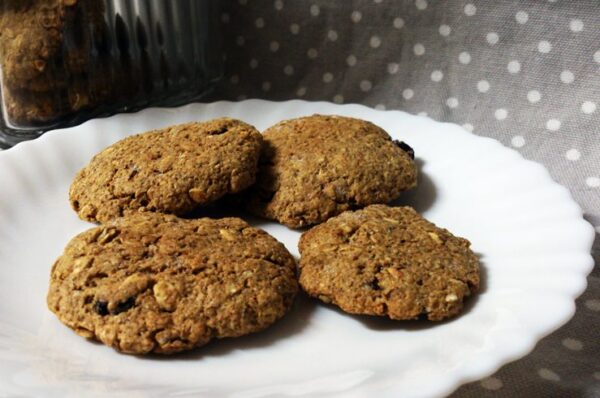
(69, 118, 262, 223)
(245, 115, 417, 228)
(47, 213, 298, 354)
(298, 205, 480, 321)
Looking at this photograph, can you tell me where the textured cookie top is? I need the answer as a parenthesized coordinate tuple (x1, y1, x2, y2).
(246, 115, 417, 228)
(47, 213, 298, 354)
(70, 118, 262, 223)
(298, 205, 479, 321)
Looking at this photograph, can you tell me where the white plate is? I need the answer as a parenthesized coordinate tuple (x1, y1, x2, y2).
(0, 100, 594, 398)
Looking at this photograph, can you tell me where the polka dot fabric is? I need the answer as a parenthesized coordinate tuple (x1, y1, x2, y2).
(220, 1, 600, 396)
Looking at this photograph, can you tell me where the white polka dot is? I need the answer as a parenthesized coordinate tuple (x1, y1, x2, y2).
(586, 299, 600, 311)
(560, 70, 574, 83)
(562, 338, 583, 351)
(269, 41, 280, 52)
(255, 17, 265, 28)
(515, 11, 529, 24)
(507, 60, 521, 73)
(283, 65, 294, 75)
(235, 36, 245, 46)
(261, 81, 271, 92)
(417, 111, 428, 117)
(538, 368, 561, 382)
(527, 90, 541, 103)
(333, 94, 344, 104)
(296, 86, 306, 97)
(307, 48, 318, 59)
(570, 19, 584, 32)
(290, 23, 300, 34)
(446, 97, 459, 108)
(439, 24, 451, 36)
(310, 4, 320, 16)
(586, 177, 600, 187)
(360, 80, 373, 92)
(458, 52, 471, 64)
(538, 40, 552, 53)
(464, 3, 476, 16)
(495, 108, 508, 120)
(594, 50, 600, 63)
(546, 119, 561, 131)
(370, 36, 382, 48)
(274, 0, 284, 10)
(347, 55, 357, 67)
(486, 32, 499, 45)
(375, 104, 386, 110)
(413, 43, 425, 55)
(582, 101, 597, 114)
(477, 80, 490, 93)
(328, 30, 338, 41)
(229, 74, 240, 84)
(221, 13, 230, 23)
(415, 0, 427, 10)
(566, 149, 581, 161)
(351, 10, 362, 23)
(393, 17, 405, 29)
(322, 72, 334, 83)
(480, 377, 504, 390)
(594, 372, 600, 381)
(249, 58, 259, 69)
(388, 63, 399, 74)
(402, 88, 414, 100)
(511, 135, 525, 147)
(462, 123, 474, 132)
(430, 70, 443, 82)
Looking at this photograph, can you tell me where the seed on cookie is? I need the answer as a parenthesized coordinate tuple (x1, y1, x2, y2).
(69, 118, 262, 223)
(298, 205, 480, 321)
(47, 213, 298, 354)
(245, 114, 418, 228)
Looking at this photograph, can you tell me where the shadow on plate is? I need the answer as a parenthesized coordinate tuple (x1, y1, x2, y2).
(136, 291, 316, 361)
(390, 158, 437, 214)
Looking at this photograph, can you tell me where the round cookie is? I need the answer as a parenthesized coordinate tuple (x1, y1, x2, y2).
(47, 213, 298, 354)
(70, 118, 262, 223)
(246, 114, 417, 228)
(298, 205, 480, 321)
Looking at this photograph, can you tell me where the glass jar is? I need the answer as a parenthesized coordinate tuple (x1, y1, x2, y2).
(0, 0, 223, 147)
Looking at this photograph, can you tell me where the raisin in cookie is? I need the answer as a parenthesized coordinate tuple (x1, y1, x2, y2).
(298, 205, 480, 321)
(245, 115, 417, 228)
(70, 118, 262, 223)
(47, 213, 298, 354)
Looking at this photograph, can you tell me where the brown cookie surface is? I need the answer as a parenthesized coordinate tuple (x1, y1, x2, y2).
(246, 115, 417, 228)
(47, 213, 298, 354)
(298, 205, 480, 321)
(70, 118, 262, 223)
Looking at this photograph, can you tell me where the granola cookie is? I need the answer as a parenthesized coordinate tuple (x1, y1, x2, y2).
(246, 115, 417, 228)
(47, 213, 298, 354)
(298, 205, 480, 321)
(70, 118, 262, 223)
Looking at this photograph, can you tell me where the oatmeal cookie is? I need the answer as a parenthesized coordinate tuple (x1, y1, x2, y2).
(70, 118, 262, 223)
(47, 213, 298, 354)
(246, 115, 417, 228)
(298, 205, 480, 321)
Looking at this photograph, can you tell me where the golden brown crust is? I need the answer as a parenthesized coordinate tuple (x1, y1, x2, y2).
(298, 205, 480, 321)
(245, 115, 417, 228)
(47, 213, 298, 354)
(69, 118, 262, 223)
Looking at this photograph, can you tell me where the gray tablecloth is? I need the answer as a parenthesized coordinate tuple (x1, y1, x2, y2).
(209, 0, 600, 396)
